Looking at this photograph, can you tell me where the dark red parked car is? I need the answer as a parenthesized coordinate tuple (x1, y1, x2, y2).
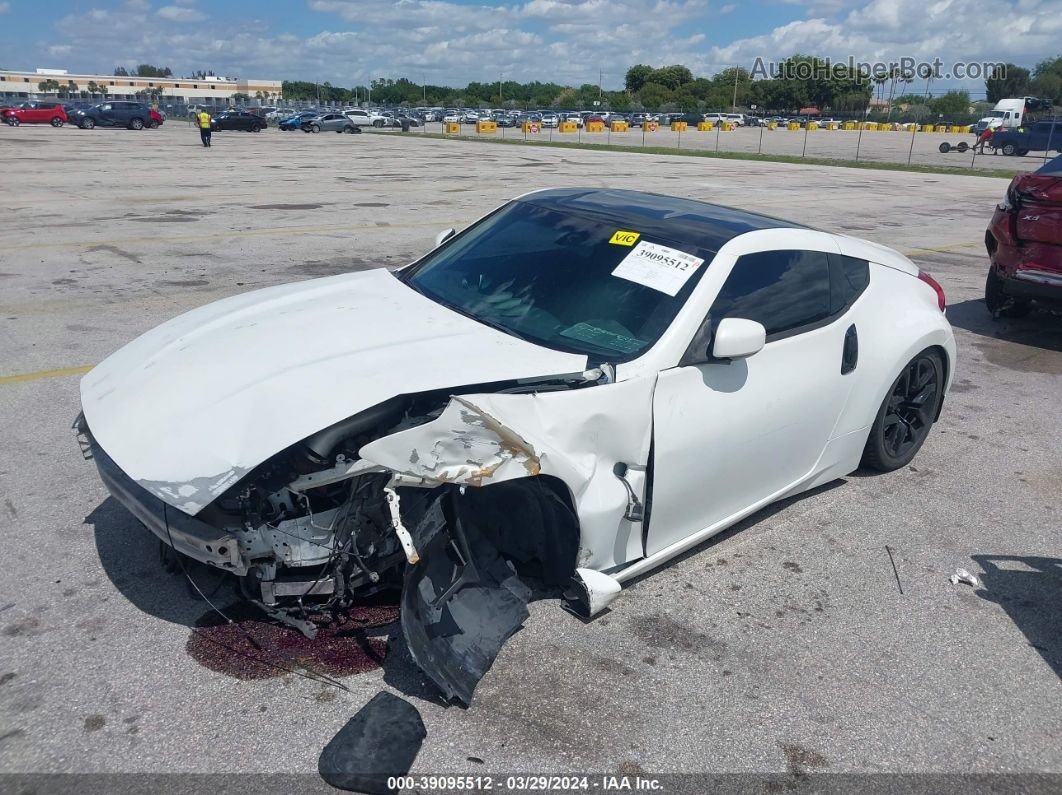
(149, 109, 164, 128)
(3, 101, 69, 127)
(985, 154, 1062, 316)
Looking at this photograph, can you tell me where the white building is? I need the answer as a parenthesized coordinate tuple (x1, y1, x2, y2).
(0, 67, 283, 106)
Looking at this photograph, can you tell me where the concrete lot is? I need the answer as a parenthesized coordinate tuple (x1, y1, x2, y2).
(0, 124, 1060, 782)
(416, 121, 1050, 172)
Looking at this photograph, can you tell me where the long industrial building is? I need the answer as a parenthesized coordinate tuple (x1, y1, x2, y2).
(0, 67, 282, 105)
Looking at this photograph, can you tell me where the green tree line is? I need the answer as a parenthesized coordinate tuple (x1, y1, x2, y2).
(281, 55, 876, 113)
(985, 58, 1062, 104)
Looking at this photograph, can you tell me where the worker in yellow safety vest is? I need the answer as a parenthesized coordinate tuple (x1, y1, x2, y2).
(196, 110, 212, 147)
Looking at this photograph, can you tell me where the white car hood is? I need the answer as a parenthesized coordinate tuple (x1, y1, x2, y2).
(81, 268, 587, 514)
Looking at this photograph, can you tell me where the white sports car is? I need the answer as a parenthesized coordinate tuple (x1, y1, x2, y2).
(76, 189, 955, 704)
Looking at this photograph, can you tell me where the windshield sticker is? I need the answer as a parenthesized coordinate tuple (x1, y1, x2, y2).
(609, 230, 641, 247)
(611, 241, 704, 296)
(560, 322, 645, 354)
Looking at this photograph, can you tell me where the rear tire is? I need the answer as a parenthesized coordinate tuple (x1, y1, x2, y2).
(51, 117, 64, 128)
(373, 119, 384, 128)
(861, 349, 945, 472)
(130, 117, 144, 130)
(938, 142, 950, 153)
(149, 120, 159, 129)
(1001, 143, 1017, 156)
(985, 266, 1032, 318)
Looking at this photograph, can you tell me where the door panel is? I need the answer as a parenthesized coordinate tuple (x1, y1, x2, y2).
(647, 321, 854, 556)
(644, 248, 867, 557)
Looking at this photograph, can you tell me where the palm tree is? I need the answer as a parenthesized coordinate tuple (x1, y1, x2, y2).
(37, 78, 61, 96)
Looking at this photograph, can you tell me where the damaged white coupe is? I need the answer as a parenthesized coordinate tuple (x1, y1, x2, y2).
(76, 189, 956, 704)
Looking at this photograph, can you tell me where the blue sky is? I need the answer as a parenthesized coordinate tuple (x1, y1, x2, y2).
(0, 0, 1058, 93)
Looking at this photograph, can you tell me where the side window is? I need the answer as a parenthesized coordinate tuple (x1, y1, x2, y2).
(829, 254, 870, 313)
(710, 249, 832, 339)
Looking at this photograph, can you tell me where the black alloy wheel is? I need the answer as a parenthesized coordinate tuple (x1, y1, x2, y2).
(862, 350, 944, 471)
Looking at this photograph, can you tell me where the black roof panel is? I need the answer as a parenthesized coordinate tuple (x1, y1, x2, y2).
(520, 188, 805, 254)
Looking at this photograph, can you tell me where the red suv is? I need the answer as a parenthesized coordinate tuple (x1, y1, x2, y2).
(2, 101, 69, 127)
(985, 153, 1062, 317)
(149, 109, 164, 128)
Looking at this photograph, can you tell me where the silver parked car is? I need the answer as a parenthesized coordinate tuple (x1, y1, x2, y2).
(302, 113, 360, 134)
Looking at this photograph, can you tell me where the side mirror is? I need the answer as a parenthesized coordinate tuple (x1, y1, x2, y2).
(434, 228, 456, 248)
(712, 318, 766, 360)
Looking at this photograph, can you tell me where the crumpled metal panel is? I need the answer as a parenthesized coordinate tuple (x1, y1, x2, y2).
(361, 375, 657, 571)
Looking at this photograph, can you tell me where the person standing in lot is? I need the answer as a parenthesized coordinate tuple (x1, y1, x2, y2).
(196, 109, 212, 147)
(976, 126, 994, 154)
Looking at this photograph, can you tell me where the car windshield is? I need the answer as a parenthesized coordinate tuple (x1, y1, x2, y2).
(401, 199, 713, 361)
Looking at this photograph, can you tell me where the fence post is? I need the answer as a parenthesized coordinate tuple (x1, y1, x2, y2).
(757, 121, 764, 154)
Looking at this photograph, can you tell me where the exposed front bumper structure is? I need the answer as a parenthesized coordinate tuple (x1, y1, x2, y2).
(79, 420, 246, 574)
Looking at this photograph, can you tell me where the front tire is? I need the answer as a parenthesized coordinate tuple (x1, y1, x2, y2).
(1001, 143, 1017, 156)
(9, 118, 19, 127)
(373, 119, 384, 128)
(80, 117, 95, 129)
(310, 124, 321, 133)
(861, 350, 945, 472)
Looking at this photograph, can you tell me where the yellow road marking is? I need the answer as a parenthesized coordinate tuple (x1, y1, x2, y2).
(0, 364, 94, 386)
(901, 240, 982, 258)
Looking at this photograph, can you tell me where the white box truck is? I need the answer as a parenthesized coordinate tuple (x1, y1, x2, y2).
(975, 97, 1051, 133)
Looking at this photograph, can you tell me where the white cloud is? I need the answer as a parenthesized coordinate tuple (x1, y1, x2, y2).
(157, 4, 205, 22)
(26, 0, 1062, 94)
(703, 0, 1062, 85)
(0, 1, 11, 13)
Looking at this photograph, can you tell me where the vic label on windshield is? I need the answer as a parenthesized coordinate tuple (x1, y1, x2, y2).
(611, 241, 704, 296)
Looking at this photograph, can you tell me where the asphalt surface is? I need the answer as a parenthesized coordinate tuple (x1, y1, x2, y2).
(0, 123, 1059, 785)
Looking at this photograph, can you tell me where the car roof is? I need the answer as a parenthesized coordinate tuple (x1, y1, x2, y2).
(519, 188, 805, 254)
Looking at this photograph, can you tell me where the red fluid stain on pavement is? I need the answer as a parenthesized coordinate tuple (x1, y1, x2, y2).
(186, 600, 400, 680)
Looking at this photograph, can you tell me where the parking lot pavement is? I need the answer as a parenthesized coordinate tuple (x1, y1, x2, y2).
(416, 122, 1047, 173)
(1, 124, 1059, 779)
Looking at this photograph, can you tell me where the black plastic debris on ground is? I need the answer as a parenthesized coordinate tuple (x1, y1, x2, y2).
(319, 691, 427, 794)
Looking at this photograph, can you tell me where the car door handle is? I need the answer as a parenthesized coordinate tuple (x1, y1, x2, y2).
(841, 324, 858, 375)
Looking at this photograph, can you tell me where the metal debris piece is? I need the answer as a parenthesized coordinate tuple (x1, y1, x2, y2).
(949, 568, 980, 587)
(384, 486, 420, 565)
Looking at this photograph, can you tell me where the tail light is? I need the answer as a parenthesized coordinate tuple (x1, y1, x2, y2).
(918, 270, 946, 312)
